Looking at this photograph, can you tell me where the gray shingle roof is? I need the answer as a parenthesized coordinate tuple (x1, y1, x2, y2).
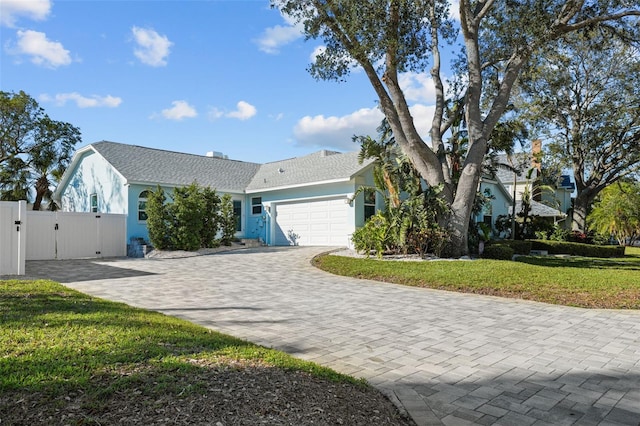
(493, 153, 536, 184)
(91, 141, 260, 192)
(515, 199, 565, 217)
(246, 150, 374, 192)
(81, 142, 372, 194)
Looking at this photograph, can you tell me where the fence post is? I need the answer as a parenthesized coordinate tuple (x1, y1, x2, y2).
(17, 200, 26, 275)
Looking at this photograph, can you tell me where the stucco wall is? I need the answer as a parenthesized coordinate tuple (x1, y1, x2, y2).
(478, 180, 512, 228)
(59, 151, 128, 215)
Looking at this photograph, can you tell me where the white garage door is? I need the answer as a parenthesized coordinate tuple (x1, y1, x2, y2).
(274, 198, 350, 246)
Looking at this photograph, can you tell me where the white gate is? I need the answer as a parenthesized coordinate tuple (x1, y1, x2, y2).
(26, 211, 126, 260)
(0, 201, 26, 275)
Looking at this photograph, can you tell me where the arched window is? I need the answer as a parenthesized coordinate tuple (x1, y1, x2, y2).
(138, 191, 149, 221)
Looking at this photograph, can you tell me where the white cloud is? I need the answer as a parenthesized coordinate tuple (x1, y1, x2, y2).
(227, 101, 257, 120)
(40, 92, 122, 108)
(293, 107, 384, 150)
(159, 100, 197, 121)
(398, 71, 442, 103)
(293, 104, 435, 150)
(208, 101, 257, 121)
(208, 108, 224, 120)
(11, 30, 72, 68)
(131, 26, 172, 67)
(255, 12, 303, 54)
(408, 104, 437, 138)
(0, 0, 51, 27)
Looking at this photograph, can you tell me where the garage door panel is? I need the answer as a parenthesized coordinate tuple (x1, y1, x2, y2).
(310, 211, 329, 220)
(275, 198, 349, 246)
(310, 223, 328, 232)
(293, 212, 309, 220)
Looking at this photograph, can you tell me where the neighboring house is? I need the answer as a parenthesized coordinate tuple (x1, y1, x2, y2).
(53, 141, 378, 247)
(493, 140, 573, 225)
(476, 176, 513, 228)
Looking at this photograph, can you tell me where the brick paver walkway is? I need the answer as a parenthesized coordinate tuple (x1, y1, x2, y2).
(19, 247, 640, 425)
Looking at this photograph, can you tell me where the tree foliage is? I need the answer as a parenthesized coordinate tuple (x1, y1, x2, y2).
(519, 30, 640, 232)
(200, 186, 222, 248)
(353, 119, 450, 257)
(588, 181, 640, 246)
(146, 186, 172, 250)
(0, 91, 81, 209)
(146, 183, 232, 251)
(219, 194, 238, 246)
(273, 0, 639, 256)
(169, 183, 205, 251)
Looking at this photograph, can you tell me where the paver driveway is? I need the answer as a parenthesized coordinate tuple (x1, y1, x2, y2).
(22, 247, 640, 426)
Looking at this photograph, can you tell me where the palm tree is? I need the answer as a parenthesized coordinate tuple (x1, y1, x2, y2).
(30, 117, 80, 210)
(0, 156, 29, 201)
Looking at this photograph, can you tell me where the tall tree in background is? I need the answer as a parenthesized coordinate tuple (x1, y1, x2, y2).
(588, 181, 640, 246)
(31, 117, 80, 210)
(0, 91, 81, 209)
(273, 0, 639, 256)
(519, 31, 640, 233)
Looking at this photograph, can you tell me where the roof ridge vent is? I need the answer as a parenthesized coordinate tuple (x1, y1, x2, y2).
(206, 151, 228, 160)
(320, 149, 340, 157)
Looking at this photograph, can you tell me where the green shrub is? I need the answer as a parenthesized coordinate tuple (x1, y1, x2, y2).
(482, 245, 515, 260)
(219, 194, 237, 246)
(146, 183, 229, 251)
(489, 240, 532, 255)
(170, 183, 205, 251)
(530, 240, 625, 258)
(146, 186, 171, 250)
(351, 212, 390, 258)
(200, 187, 221, 248)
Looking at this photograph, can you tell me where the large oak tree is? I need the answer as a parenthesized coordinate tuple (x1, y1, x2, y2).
(0, 91, 81, 209)
(274, 0, 639, 256)
(519, 31, 640, 232)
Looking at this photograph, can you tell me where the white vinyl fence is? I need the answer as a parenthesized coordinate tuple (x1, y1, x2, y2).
(26, 211, 126, 261)
(1, 201, 126, 275)
(0, 201, 27, 275)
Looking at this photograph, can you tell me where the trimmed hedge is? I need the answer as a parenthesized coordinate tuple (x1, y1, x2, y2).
(488, 240, 532, 255)
(482, 245, 515, 260)
(529, 240, 625, 258)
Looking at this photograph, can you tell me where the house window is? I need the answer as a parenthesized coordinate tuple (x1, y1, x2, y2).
(138, 191, 149, 221)
(90, 193, 98, 213)
(233, 200, 242, 232)
(251, 197, 262, 215)
(364, 189, 376, 221)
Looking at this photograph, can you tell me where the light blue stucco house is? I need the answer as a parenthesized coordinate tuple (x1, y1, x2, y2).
(54, 140, 572, 249)
(53, 141, 379, 247)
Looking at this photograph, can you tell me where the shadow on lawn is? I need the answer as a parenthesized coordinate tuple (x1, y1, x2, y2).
(0, 282, 255, 393)
(516, 256, 640, 271)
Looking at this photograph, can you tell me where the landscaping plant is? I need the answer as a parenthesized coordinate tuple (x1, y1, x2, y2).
(146, 183, 236, 251)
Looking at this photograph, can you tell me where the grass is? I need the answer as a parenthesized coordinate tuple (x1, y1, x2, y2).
(314, 246, 640, 309)
(0, 279, 361, 396)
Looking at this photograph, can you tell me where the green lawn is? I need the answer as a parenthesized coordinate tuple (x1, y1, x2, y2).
(0, 279, 371, 423)
(314, 246, 640, 309)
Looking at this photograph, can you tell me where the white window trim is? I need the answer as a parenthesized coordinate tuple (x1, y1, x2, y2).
(138, 190, 149, 222)
(90, 193, 98, 213)
(251, 196, 263, 215)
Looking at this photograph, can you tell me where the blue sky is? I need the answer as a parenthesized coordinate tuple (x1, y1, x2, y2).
(1, 0, 443, 164)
